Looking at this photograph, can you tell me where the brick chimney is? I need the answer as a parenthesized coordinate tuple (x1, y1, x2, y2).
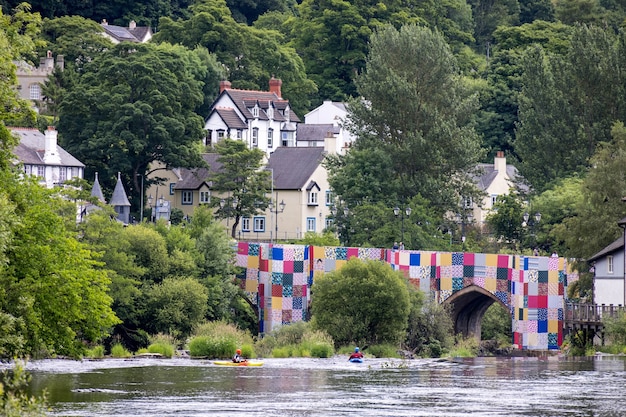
(44, 126, 61, 164)
(269, 77, 282, 98)
(494, 150, 506, 174)
(219, 80, 231, 93)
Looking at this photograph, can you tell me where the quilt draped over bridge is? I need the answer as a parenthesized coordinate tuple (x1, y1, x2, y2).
(236, 243, 577, 351)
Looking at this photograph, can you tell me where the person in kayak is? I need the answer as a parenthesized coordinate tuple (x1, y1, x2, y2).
(349, 347, 364, 361)
(233, 348, 245, 363)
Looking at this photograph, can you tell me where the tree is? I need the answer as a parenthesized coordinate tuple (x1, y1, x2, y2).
(57, 42, 208, 213)
(208, 139, 271, 239)
(153, 0, 316, 116)
(344, 25, 483, 212)
(485, 193, 525, 250)
(311, 258, 410, 347)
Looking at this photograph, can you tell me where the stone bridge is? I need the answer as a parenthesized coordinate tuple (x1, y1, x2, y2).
(236, 243, 577, 351)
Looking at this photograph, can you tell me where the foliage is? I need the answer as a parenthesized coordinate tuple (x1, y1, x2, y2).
(311, 258, 410, 347)
(208, 139, 270, 239)
(190, 321, 255, 358)
(143, 277, 209, 339)
(365, 344, 399, 359)
(57, 42, 209, 213)
(110, 343, 132, 358)
(85, 345, 105, 359)
(300, 231, 340, 247)
(405, 293, 454, 357)
(485, 193, 525, 250)
(0, 361, 48, 417)
(255, 321, 334, 358)
(147, 342, 175, 358)
(343, 24, 483, 213)
(188, 335, 236, 358)
(480, 303, 512, 342)
(603, 311, 626, 346)
(447, 335, 479, 357)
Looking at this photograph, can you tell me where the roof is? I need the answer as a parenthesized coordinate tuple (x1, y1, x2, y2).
(296, 124, 339, 142)
(588, 235, 624, 263)
(91, 172, 106, 203)
(174, 154, 223, 190)
(101, 21, 151, 43)
(213, 108, 247, 129)
(266, 147, 326, 189)
(110, 173, 131, 206)
(221, 89, 301, 123)
(474, 162, 524, 191)
(10, 128, 84, 167)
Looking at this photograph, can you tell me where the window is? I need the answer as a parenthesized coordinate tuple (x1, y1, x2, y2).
(169, 183, 175, 195)
(23, 165, 31, 175)
(29, 83, 41, 100)
(308, 190, 318, 205)
(608, 256, 614, 274)
(253, 217, 266, 232)
(325, 217, 334, 229)
(282, 131, 294, 147)
(236, 130, 242, 139)
(306, 217, 316, 232)
(252, 106, 259, 118)
(37, 165, 45, 178)
(325, 191, 333, 206)
(205, 130, 212, 146)
(491, 195, 497, 206)
(252, 128, 259, 147)
(268, 128, 273, 148)
(59, 166, 66, 182)
(463, 197, 473, 209)
(182, 190, 193, 205)
(217, 130, 225, 140)
(199, 191, 210, 204)
(242, 217, 250, 232)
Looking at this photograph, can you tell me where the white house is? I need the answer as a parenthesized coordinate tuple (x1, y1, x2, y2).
(299, 100, 355, 154)
(588, 227, 626, 306)
(100, 19, 153, 43)
(11, 126, 84, 188)
(14, 51, 64, 107)
(204, 78, 299, 157)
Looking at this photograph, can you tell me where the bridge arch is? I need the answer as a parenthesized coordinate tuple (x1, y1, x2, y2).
(443, 285, 510, 341)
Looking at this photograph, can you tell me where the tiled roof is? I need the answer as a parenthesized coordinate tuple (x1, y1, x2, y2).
(110, 173, 131, 206)
(174, 154, 223, 190)
(10, 128, 84, 167)
(474, 162, 525, 192)
(588, 234, 624, 262)
(296, 124, 339, 142)
(266, 147, 326, 190)
(214, 108, 247, 129)
(223, 89, 301, 123)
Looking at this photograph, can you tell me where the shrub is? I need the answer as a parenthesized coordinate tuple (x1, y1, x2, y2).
(110, 343, 132, 358)
(85, 345, 105, 359)
(367, 344, 400, 358)
(447, 336, 479, 358)
(309, 343, 333, 358)
(189, 321, 255, 359)
(0, 361, 48, 417)
(148, 343, 174, 358)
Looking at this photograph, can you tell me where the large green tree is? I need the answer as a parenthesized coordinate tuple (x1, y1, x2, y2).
(339, 25, 483, 212)
(311, 258, 411, 347)
(57, 42, 209, 212)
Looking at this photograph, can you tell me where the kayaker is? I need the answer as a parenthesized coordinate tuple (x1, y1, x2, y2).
(233, 348, 245, 363)
(348, 347, 364, 361)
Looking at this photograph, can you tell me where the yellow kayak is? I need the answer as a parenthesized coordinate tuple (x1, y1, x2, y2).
(213, 360, 264, 367)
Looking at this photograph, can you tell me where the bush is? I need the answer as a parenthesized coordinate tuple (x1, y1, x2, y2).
(447, 336, 479, 358)
(189, 321, 255, 359)
(148, 343, 174, 358)
(0, 361, 48, 417)
(110, 343, 132, 358)
(85, 345, 105, 359)
(367, 344, 399, 358)
(258, 322, 334, 358)
(188, 336, 236, 358)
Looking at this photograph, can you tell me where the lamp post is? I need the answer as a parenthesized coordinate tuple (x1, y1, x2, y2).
(148, 194, 154, 222)
(393, 206, 412, 244)
(137, 173, 144, 222)
(268, 198, 285, 242)
(522, 211, 541, 251)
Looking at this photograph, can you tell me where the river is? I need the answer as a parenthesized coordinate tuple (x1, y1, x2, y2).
(10, 355, 626, 416)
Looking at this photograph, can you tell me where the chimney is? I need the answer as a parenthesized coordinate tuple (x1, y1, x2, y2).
(219, 80, 231, 93)
(494, 151, 506, 174)
(44, 126, 61, 164)
(129, 20, 136, 29)
(323, 131, 337, 155)
(101, 19, 108, 25)
(269, 76, 282, 98)
(56, 55, 65, 70)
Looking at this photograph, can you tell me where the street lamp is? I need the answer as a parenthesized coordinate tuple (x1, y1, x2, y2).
(148, 194, 154, 222)
(394, 206, 412, 244)
(523, 211, 541, 250)
(268, 199, 286, 242)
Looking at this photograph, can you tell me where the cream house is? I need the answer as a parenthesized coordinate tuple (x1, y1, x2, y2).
(471, 151, 525, 229)
(14, 51, 64, 107)
(298, 100, 355, 154)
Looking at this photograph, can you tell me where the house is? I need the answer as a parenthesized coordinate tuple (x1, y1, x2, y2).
(588, 226, 626, 306)
(299, 100, 356, 154)
(14, 51, 64, 106)
(471, 151, 525, 229)
(204, 78, 300, 157)
(100, 19, 153, 43)
(10, 126, 84, 188)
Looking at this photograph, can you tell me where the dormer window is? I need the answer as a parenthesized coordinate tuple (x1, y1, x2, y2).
(267, 106, 274, 119)
(306, 181, 320, 206)
(252, 105, 259, 118)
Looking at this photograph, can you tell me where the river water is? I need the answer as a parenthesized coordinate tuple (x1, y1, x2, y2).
(10, 355, 626, 416)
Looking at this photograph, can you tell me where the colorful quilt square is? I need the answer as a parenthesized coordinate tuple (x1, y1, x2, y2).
(496, 279, 509, 292)
(335, 247, 348, 260)
(452, 252, 464, 265)
(410, 253, 421, 265)
(486, 266, 497, 278)
(283, 261, 294, 273)
(452, 265, 463, 277)
(282, 285, 293, 297)
(538, 271, 548, 283)
(485, 254, 498, 267)
(440, 265, 452, 278)
(484, 278, 496, 292)
(548, 333, 559, 349)
(272, 296, 282, 310)
(495, 291, 509, 305)
(440, 252, 452, 266)
(463, 265, 475, 278)
(272, 260, 284, 273)
(347, 247, 359, 259)
(496, 267, 509, 280)
(463, 277, 473, 288)
(272, 247, 284, 260)
(294, 261, 304, 273)
(452, 277, 464, 291)
(464, 252, 475, 265)
(272, 284, 283, 297)
(282, 274, 293, 286)
(537, 308, 548, 320)
(282, 310, 292, 324)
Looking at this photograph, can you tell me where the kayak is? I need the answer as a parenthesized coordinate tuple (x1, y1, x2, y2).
(213, 360, 264, 367)
(349, 357, 363, 363)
